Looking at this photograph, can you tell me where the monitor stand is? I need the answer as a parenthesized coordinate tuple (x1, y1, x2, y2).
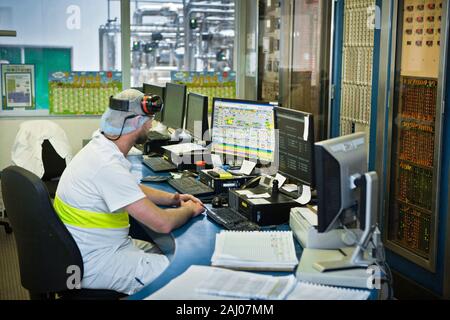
(313, 172, 383, 272)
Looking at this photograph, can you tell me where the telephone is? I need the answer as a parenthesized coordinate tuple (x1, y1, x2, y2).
(240, 176, 261, 189)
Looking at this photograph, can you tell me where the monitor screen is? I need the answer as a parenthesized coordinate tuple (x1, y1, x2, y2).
(143, 83, 166, 122)
(163, 83, 186, 130)
(211, 98, 275, 163)
(314, 132, 367, 233)
(185, 93, 208, 140)
(275, 107, 314, 187)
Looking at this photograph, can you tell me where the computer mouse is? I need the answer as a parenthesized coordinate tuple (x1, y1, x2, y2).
(212, 196, 223, 208)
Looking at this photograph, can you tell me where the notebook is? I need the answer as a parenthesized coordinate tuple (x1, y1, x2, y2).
(287, 281, 371, 300)
(196, 267, 296, 300)
(211, 231, 298, 271)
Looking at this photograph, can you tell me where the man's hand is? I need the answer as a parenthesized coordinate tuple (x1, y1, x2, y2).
(180, 199, 205, 217)
(172, 192, 204, 207)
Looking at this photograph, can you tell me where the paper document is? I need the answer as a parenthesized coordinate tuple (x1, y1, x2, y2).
(274, 173, 287, 187)
(239, 160, 256, 175)
(211, 154, 223, 168)
(197, 268, 297, 300)
(282, 184, 298, 193)
(211, 231, 298, 271)
(235, 190, 254, 196)
(248, 198, 271, 205)
(128, 146, 143, 156)
(303, 116, 309, 141)
(163, 143, 205, 155)
(295, 185, 312, 205)
(145, 266, 238, 300)
(287, 282, 370, 300)
(246, 193, 271, 199)
(146, 265, 297, 300)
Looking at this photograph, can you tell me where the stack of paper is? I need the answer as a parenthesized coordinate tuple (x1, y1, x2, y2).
(162, 143, 205, 155)
(211, 231, 298, 271)
(287, 282, 370, 300)
(145, 265, 371, 300)
(197, 267, 296, 300)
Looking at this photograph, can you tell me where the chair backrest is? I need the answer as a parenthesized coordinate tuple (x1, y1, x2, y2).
(0, 166, 84, 294)
(41, 139, 66, 181)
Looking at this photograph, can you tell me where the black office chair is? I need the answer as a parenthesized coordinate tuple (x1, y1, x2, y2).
(0, 175, 13, 234)
(1, 166, 127, 300)
(0, 215, 12, 234)
(41, 139, 67, 198)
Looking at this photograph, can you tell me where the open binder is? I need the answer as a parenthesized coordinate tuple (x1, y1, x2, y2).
(211, 230, 299, 271)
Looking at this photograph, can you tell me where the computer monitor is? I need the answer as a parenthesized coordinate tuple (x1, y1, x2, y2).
(314, 132, 367, 233)
(274, 107, 314, 188)
(312, 132, 383, 272)
(163, 82, 186, 130)
(185, 93, 208, 141)
(211, 98, 276, 163)
(143, 83, 166, 122)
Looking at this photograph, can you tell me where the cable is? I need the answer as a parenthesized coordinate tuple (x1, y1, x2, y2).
(102, 114, 139, 141)
(370, 238, 393, 300)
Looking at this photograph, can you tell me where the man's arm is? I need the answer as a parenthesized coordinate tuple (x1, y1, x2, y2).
(139, 184, 176, 206)
(125, 197, 204, 234)
(139, 184, 204, 207)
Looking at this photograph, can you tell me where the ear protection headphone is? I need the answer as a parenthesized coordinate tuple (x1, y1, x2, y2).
(109, 94, 163, 115)
(102, 94, 163, 141)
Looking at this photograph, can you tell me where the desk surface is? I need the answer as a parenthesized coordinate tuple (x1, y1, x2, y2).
(127, 155, 375, 300)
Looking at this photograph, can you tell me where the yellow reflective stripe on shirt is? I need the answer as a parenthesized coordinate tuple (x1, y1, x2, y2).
(53, 195, 129, 229)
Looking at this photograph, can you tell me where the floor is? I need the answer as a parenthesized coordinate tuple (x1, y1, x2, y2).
(0, 227, 29, 300)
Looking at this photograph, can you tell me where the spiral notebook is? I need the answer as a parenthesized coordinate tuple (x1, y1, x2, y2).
(287, 281, 371, 300)
(211, 230, 298, 271)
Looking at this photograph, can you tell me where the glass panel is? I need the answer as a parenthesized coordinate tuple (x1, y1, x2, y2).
(283, 0, 331, 140)
(0, 0, 120, 115)
(258, 0, 281, 101)
(387, 0, 443, 261)
(129, 0, 235, 87)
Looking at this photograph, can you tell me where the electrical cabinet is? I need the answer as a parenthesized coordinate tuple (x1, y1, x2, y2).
(385, 0, 446, 272)
(376, 0, 450, 297)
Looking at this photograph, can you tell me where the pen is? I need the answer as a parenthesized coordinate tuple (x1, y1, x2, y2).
(135, 277, 145, 286)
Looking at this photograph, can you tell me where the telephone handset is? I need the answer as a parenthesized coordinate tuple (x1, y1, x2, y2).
(240, 176, 261, 189)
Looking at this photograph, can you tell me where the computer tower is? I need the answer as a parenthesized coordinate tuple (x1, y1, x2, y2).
(229, 188, 298, 226)
(199, 170, 256, 197)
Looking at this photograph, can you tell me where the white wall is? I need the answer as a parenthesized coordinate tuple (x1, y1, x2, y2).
(0, 0, 118, 70)
(0, 0, 119, 169)
(0, 117, 101, 170)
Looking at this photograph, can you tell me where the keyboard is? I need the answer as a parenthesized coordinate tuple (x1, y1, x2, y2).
(141, 175, 171, 183)
(167, 177, 215, 197)
(147, 131, 170, 141)
(205, 207, 261, 231)
(142, 157, 177, 172)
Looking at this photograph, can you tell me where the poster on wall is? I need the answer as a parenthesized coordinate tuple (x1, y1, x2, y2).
(1, 64, 36, 111)
(171, 71, 236, 112)
(49, 71, 122, 115)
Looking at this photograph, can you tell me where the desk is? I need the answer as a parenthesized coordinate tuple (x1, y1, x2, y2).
(127, 155, 376, 300)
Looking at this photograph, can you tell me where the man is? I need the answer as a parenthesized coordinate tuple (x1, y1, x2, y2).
(54, 89, 204, 295)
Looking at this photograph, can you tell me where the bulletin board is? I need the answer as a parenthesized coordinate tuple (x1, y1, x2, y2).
(49, 71, 122, 115)
(1, 64, 35, 110)
(0, 46, 71, 116)
(171, 71, 236, 112)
